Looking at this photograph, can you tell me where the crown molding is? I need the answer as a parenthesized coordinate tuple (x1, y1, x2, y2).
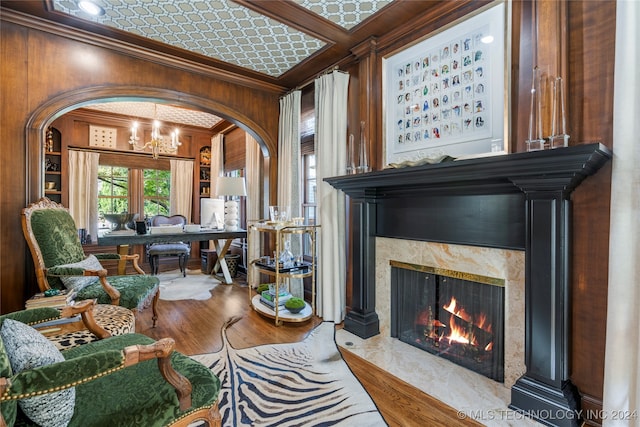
(1, 8, 288, 95)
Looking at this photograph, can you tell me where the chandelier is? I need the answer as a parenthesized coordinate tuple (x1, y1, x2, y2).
(129, 105, 182, 159)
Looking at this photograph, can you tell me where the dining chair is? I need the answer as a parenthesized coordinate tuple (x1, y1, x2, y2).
(147, 215, 191, 277)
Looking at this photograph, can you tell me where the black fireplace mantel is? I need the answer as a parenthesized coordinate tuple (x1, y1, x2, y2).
(325, 143, 612, 427)
(325, 142, 611, 198)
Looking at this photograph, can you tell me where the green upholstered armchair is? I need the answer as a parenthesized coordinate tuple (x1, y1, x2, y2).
(0, 306, 221, 427)
(21, 198, 161, 327)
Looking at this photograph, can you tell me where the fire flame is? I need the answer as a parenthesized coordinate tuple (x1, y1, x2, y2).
(475, 312, 492, 333)
(443, 297, 492, 333)
(443, 297, 472, 323)
(415, 297, 496, 352)
(442, 297, 494, 350)
(447, 314, 478, 346)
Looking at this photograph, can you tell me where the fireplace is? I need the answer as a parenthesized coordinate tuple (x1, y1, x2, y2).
(391, 263, 505, 382)
(326, 144, 612, 426)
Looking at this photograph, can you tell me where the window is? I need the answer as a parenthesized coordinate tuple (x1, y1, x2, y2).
(143, 169, 170, 216)
(302, 153, 316, 225)
(302, 153, 316, 257)
(97, 165, 170, 233)
(300, 87, 316, 257)
(98, 166, 129, 229)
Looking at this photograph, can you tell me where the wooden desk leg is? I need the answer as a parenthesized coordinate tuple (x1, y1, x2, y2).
(117, 245, 129, 275)
(212, 239, 233, 284)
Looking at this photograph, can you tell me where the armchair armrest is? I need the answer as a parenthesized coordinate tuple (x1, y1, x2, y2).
(95, 253, 146, 275)
(46, 265, 108, 277)
(60, 300, 111, 339)
(45, 266, 122, 306)
(0, 300, 111, 341)
(0, 338, 192, 410)
(1, 306, 65, 326)
(1, 348, 125, 403)
(124, 338, 192, 410)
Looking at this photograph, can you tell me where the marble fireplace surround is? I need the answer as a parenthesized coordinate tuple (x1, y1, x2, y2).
(376, 239, 525, 388)
(326, 144, 611, 427)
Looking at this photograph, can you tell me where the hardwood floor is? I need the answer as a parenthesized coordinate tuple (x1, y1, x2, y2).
(136, 272, 480, 427)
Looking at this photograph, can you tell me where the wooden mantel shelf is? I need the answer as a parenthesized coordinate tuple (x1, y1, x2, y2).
(324, 142, 612, 197)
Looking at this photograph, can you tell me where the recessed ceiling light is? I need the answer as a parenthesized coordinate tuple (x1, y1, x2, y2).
(78, 1, 105, 16)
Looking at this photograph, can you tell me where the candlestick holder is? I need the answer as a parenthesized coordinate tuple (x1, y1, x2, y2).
(547, 76, 570, 149)
(525, 66, 546, 151)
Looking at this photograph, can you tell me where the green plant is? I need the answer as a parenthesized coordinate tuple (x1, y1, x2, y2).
(285, 297, 305, 310)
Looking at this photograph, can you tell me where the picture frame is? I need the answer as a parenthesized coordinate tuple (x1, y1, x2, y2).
(382, 1, 508, 167)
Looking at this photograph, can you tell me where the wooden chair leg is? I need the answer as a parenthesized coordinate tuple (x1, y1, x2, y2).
(150, 255, 158, 275)
(179, 254, 186, 277)
(151, 289, 159, 328)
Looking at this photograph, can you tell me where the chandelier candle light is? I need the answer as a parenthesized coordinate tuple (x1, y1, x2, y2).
(129, 106, 182, 159)
(216, 177, 247, 231)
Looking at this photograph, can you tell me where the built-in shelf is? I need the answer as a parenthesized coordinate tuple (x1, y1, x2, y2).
(44, 127, 63, 203)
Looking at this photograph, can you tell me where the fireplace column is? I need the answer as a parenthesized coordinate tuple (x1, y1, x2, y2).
(509, 177, 581, 427)
(344, 189, 380, 338)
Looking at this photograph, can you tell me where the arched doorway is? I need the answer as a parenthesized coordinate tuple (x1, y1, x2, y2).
(25, 87, 275, 277)
(25, 86, 275, 209)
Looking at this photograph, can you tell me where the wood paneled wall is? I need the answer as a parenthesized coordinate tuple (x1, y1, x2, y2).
(0, 16, 281, 314)
(566, 2, 615, 424)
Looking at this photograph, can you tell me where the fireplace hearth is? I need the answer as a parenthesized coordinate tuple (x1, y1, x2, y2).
(391, 263, 505, 382)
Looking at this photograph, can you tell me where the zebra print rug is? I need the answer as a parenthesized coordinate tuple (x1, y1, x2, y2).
(191, 320, 387, 426)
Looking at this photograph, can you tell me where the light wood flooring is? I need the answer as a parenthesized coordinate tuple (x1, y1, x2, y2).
(136, 272, 480, 427)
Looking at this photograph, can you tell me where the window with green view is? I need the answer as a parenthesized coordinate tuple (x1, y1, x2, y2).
(98, 166, 129, 215)
(97, 166, 171, 232)
(143, 169, 170, 216)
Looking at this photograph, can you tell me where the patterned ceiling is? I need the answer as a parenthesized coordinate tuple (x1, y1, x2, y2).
(50, 0, 393, 127)
(52, 0, 393, 78)
(84, 102, 223, 129)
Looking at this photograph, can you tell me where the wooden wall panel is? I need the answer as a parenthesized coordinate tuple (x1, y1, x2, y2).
(0, 19, 279, 313)
(566, 1, 616, 424)
(0, 23, 31, 312)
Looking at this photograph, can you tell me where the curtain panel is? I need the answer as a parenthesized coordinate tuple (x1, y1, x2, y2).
(314, 71, 349, 323)
(603, 1, 640, 424)
(211, 133, 224, 195)
(246, 134, 263, 288)
(277, 90, 303, 297)
(68, 150, 99, 242)
(170, 159, 194, 219)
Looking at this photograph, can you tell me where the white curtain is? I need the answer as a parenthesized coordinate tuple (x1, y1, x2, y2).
(277, 90, 303, 297)
(169, 159, 194, 219)
(602, 1, 640, 424)
(68, 150, 99, 242)
(315, 70, 349, 322)
(246, 133, 263, 288)
(210, 133, 224, 195)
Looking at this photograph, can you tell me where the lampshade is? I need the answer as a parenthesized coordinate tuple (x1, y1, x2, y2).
(215, 176, 246, 197)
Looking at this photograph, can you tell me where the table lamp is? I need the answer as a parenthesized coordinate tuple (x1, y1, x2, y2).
(215, 176, 246, 231)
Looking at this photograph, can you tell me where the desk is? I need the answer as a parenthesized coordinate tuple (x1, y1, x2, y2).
(98, 229, 247, 284)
